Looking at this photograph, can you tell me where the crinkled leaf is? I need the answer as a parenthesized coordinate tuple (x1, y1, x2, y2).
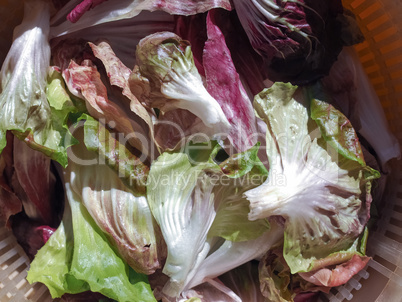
(63, 59, 149, 154)
(147, 151, 218, 297)
(0, 1, 76, 167)
(46, 68, 80, 161)
(135, 32, 230, 139)
(69, 127, 161, 274)
(232, 0, 345, 84)
(69, 161, 163, 275)
(308, 86, 382, 182)
(27, 171, 156, 301)
(258, 248, 334, 302)
(245, 82, 375, 274)
(310, 94, 365, 165)
(82, 114, 148, 195)
(297, 228, 370, 287)
(299, 254, 370, 288)
(88, 41, 157, 151)
(259, 249, 295, 302)
(218, 142, 267, 179)
(208, 145, 270, 242)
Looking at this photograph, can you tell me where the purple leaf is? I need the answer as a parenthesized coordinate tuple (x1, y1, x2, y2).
(13, 138, 56, 226)
(232, 0, 345, 84)
(0, 133, 22, 228)
(67, 0, 109, 23)
(203, 10, 257, 153)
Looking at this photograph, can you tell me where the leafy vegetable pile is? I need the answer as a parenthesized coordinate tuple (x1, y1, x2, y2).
(0, 0, 400, 301)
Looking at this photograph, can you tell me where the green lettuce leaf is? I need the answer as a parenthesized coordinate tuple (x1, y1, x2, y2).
(27, 172, 156, 301)
(65, 125, 161, 275)
(147, 144, 272, 297)
(217, 142, 268, 179)
(82, 114, 149, 196)
(147, 151, 218, 297)
(259, 249, 295, 302)
(257, 231, 370, 302)
(310, 97, 381, 181)
(0, 1, 77, 167)
(68, 159, 164, 275)
(208, 144, 269, 242)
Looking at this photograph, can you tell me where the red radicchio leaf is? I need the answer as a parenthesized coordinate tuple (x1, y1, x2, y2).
(0, 186, 22, 228)
(175, 10, 267, 97)
(51, 38, 92, 71)
(294, 292, 319, 302)
(154, 109, 206, 151)
(67, 0, 109, 23)
(213, 9, 268, 96)
(12, 137, 56, 226)
(299, 255, 370, 287)
(65, 0, 232, 24)
(88, 41, 158, 156)
(11, 213, 56, 259)
(203, 10, 258, 153)
(36, 225, 56, 243)
(174, 14, 208, 76)
(63, 60, 148, 155)
(0, 132, 22, 228)
(233, 0, 345, 85)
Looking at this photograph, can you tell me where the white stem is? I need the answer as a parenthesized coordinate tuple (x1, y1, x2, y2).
(205, 278, 242, 302)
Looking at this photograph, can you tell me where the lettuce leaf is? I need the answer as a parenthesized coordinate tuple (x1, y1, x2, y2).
(147, 151, 218, 297)
(135, 32, 231, 143)
(68, 142, 164, 275)
(208, 144, 269, 242)
(147, 144, 274, 297)
(0, 1, 77, 167)
(232, 0, 345, 84)
(88, 41, 158, 154)
(0, 132, 22, 227)
(63, 59, 149, 155)
(27, 167, 156, 301)
(82, 114, 149, 195)
(203, 10, 258, 153)
(50, 0, 232, 37)
(258, 232, 369, 302)
(245, 82, 378, 275)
